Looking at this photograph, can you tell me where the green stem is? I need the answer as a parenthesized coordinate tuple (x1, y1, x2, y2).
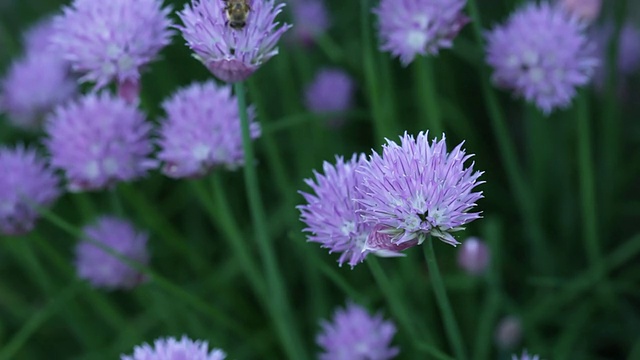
(423, 239, 467, 360)
(234, 81, 308, 360)
(414, 57, 444, 134)
(109, 186, 125, 216)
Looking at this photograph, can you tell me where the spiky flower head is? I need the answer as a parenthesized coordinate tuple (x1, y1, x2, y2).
(512, 350, 541, 360)
(317, 302, 399, 360)
(51, 0, 173, 91)
(357, 131, 483, 252)
(45, 93, 155, 192)
(121, 335, 226, 360)
(304, 67, 355, 127)
(0, 146, 59, 236)
(374, 0, 469, 65)
(290, 0, 330, 46)
(559, 0, 601, 22)
(158, 80, 261, 178)
(177, 0, 291, 82)
(485, 2, 598, 114)
(76, 216, 149, 290)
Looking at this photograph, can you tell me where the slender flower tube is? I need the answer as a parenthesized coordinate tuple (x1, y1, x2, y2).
(374, 0, 469, 65)
(121, 335, 226, 360)
(485, 2, 598, 114)
(0, 146, 59, 235)
(51, 0, 173, 97)
(177, 0, 291, 82)
(157, 80, 261, 178)
(357, 131, 484, 252)
(317, 302, 399, 360)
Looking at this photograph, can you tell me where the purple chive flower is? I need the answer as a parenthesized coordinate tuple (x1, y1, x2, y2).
(592, 23, 640, 90)
(457, 236, 490, 276)
(76, 216, 149, 290)
(0, 146, 59, 236)
(374, 0, 469, 65)
(121, 336, 226, 360)
(512, 350, 541, 360)
(51, 0, 173, 95)
(317, 302, 399, 360)
(559, 0, 601, 22)
(158, 80, 261, 178)
(304, 68, 355, 127)
(45, 93, 155, 192)
(486, 2, 598, 114)
(290, 0, 330, 46)
(357, 131, 483, 252)
(177, 0, 291, 83)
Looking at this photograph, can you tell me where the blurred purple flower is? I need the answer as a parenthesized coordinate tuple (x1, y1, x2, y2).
(592, 23, 640, 90)
(51, 0, 173, 93)
(23, 17, 58, 53)
(299, 155, 372, 267)
(559, 0, 601, 22)
(486, 2, 598, 114)
(45, 93, 155, 192)
(76, 216, 149, 290)
(158, 80, 261, 178)
(304, 68, 355, 127)
(177, 0, 291, 82)
(374, 0, 469, 65)
(317, 302, 399, 360)
(495, 316, 523, 349)
(121, 335, 226, 360)
(512, 350, 541, 360)
(290, 0, 330, 46)
(357, 131, 483, 251)
(457, 236, 490, 275)
(0, 146, 59, 235)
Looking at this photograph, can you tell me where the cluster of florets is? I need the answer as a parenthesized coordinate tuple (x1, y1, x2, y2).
(299, 131, 484, 267)
(121, 336, 227, 360)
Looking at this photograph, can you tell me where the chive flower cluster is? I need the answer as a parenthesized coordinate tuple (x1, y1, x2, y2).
(121, 336, 227, 360)
(299, 131, 483, 267)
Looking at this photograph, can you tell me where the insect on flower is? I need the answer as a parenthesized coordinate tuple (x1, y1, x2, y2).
(223, 0, 251, 30)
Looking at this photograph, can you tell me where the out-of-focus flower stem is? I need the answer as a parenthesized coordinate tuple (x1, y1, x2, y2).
(414, 57, 444, 134)
(423, 238, 468, 360)
(235, 81, 309, 360)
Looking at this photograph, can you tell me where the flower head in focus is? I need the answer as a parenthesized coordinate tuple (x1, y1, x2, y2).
(374, 0, 469, 65)
(158, 80, 261, 178)
(45, 93, 155, 192)
(317, 302, 399, 360)
(121, 335, 227, 360)
(357, 131, 483, 251)
(76, 216, 149, 290)
(177, 0, 291, 82)
(0, 146, 59, 235)
(512, 350, 541, 360)
(51, 0, 173, 92)
(559, 0, 601, 22)
(290, 0, 330, 46)
(304, 68, 355, 127)
(485, 2, 598, 114)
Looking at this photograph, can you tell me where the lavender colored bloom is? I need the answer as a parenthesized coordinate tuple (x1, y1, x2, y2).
(486, 2, 598, 114)
(374, 0, 469, 65)
(317, 302, 399, 360)
(122, 335, 226, 360)
(158, 80, 261, 178)
(457, 236, 490, 276)
(177, 0, 291, 82)
(0, 146, 59, 235)
(304, 68, 355, 127)
(45, 93, 155, 192)
(76, 216, 149, 290)
(512, 350, 541, 360)
(559, 0, 601, 22)
(290, 0, 330, 46)
(357, 131, 483, 252)
(51, 0, 173, 92)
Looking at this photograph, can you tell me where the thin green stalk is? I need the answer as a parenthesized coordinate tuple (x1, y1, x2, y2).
(234, 81, 308, 360)
(0, 282, 82, 360)
(109, 187, 125, 216)
(414, 57, 444, 134)
(423, 239, 467, 360)
(34, 205, 246, 336)
(466, 0, 549, 272)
